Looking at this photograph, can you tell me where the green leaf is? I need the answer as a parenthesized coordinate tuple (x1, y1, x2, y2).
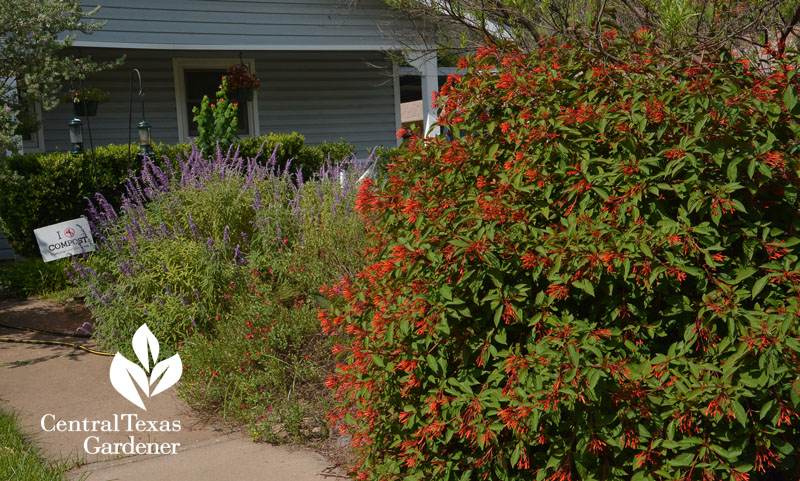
(693, 115, 708, 137)
(487, 143, 499, 160)
(571, 278, 595, 297)
(567, 344, 580, 366)
(670, 452, 695, 467)
(440, 285, 453, 301)
(426, 354, 439, 374)
(751, 275, 769, 299)
(743, 239, 757, 261)
(733, 267, 757, 284)
(784, 85, 797, 112)
(730, 399, 747, 428)
(759, 400, 774, 420)
(726, 158, 742, 182)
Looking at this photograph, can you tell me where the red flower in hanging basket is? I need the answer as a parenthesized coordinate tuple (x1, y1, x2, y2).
(61, 87, 110, 104)
(225, 64, 260, 91)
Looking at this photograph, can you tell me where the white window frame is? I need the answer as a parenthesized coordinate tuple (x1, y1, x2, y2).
(21, 102, 45, 153)
(172, 57, 260, 143)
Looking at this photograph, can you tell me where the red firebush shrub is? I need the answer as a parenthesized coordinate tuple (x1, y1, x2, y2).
(321, 37, 800, 481)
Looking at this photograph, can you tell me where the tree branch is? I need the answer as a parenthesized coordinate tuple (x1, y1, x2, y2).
(778, 3, 800, 54)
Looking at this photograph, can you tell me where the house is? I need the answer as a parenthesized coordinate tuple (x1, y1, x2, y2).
(0, 230, 13, 261)
(25, 0, 445, 155)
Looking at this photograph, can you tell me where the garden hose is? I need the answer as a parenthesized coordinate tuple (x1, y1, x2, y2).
(0, 322, 112, 357)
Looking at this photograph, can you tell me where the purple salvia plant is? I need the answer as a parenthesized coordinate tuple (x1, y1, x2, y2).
(118, 261, 134, 277)
(74, 139, 369, 342)
(160, 223, 174, 240)
(223, 226, 230, 248)
(94, 193, 118, 225)
(124, 224, 138, 254)
(163, 156, 175, 179)
(233, 244, 247, 266)
(85, 196, 102, 227)
(188, 214, 201, 238)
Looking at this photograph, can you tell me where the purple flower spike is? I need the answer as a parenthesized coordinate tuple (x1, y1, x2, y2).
(188, 214, 201, 238)
(233, 244, 248, 266)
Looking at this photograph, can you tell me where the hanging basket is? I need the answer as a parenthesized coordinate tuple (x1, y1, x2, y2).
(235, 88, 254, 103)
(73, 101, 99, 117)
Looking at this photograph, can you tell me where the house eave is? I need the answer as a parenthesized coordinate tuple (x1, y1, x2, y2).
(71, 40, 422, 51)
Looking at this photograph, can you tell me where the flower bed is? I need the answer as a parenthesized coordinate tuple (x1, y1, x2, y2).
(71, 144, 370, 440)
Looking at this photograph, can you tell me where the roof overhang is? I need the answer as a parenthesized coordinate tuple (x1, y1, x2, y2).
(71, 40, 424, 51)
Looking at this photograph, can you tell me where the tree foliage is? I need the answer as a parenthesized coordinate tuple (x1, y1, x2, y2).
(381, 0, 800, 58)
(0, 0, 118, 153)
(322, 37, 800, 481)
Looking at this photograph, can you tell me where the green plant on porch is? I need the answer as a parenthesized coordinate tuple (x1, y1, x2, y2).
(192, 76, 239, 152)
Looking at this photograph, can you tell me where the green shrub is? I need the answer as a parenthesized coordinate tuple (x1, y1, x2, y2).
(236, 132, 306, 162)
(0, 144, 133, 256)
(0, 258, 73, 297)
(237, 133, 354, 175)
(297, 138, 356, 174)
(0, 134, 358, 257)
(322, 41, 800, 480)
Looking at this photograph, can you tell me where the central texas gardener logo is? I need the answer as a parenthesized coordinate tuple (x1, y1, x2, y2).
(109, 324, 182, 410)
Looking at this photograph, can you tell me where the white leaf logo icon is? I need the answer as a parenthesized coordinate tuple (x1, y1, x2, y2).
(150, 354, 183, 397)
(132, 323, 159, 372)
(109, 353, 149, 410)
(109, 324, 183, 410)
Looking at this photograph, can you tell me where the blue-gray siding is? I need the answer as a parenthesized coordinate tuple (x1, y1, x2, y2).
(0, 229, 13, 261)
(41, 49, 397, 153)
(74, 0, 416, 50)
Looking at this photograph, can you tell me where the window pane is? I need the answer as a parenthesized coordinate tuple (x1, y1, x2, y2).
(18, 102, 41, 149)
(185, 69, 248, 136)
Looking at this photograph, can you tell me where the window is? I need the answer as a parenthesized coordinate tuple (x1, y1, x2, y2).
(172, 58, 260, 142)
(20, 102, 45, 153)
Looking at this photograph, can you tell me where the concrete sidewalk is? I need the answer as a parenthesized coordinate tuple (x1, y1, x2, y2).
(0, 299, 344, 481)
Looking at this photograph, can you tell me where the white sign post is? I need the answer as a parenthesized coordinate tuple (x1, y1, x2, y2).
(33, 217, 96, 262)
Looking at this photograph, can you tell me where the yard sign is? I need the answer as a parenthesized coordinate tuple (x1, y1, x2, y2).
(33, 218, 95, 262)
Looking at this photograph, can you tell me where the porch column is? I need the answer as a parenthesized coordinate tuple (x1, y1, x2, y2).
(406, 51, 440, 137)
